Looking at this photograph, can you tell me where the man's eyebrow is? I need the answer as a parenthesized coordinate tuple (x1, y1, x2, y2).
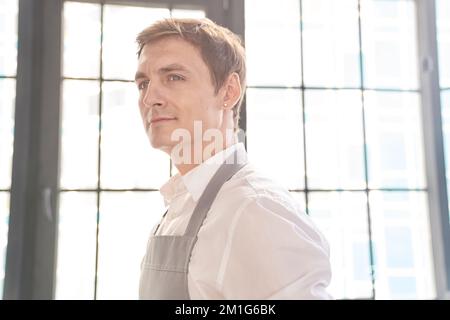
(135, 64, 190, 81)
(158, 63, 191, 74)
(134, 71, 147, 82)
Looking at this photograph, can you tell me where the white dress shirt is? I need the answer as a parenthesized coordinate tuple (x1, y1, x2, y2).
(151, 142, 332, 299)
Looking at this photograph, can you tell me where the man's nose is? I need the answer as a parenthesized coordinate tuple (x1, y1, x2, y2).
(142, 80, 164, 108)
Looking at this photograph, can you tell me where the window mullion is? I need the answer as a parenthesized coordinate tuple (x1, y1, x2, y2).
(416, 0, 450, 299)
(4, 0, 62, 299)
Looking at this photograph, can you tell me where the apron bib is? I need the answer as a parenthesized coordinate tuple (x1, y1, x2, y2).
(139, 151, 246, 299)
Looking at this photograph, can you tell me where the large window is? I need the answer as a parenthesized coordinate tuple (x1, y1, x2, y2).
(245, 0, 434, 299)
(0, 0, 18, 297)
(2, 0, 448, 300)
(56, 1, 206, 299)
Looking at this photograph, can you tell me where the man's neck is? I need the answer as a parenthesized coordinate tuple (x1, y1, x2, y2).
(174, 138, 238, 176)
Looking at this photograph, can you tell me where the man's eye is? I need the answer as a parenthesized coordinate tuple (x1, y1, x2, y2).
(138, 80, 149, 90)
(168, 74, 184, 81)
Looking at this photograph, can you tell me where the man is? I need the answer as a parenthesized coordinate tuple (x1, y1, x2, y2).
(135, 18, 332, 300)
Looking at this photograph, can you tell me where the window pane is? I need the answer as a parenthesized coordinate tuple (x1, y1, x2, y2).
(0, 192, 10, 297)
(369, 191, 435, 299)
(305, 90, 365, 189)
(100, 81, 169, 189)
(364, 91, 426, 189)
(246, 88, 304, 189)
(55, 192, 97, 299)
(0, 0, 18, 76)
(245, 0, 301, 87)
(96, 192, 165, 299)
(63, 2, 101, 78)
(0, 79, 15, 189)
(171, 8, 205, 19)
(302, 0, 360, 88)
(0, 0, 17, 299)
(102, 5, 170, 80)
(361, 0, 419, 90)
(436, 0, 450, 88)
(60, 80, 100, 189)
(308, 191, 372, 299)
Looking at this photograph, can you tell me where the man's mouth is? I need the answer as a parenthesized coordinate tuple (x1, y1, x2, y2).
(146, 116, 177, 129)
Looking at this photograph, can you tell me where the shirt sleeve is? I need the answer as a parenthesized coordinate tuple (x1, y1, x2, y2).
(218, 195, 333, 300)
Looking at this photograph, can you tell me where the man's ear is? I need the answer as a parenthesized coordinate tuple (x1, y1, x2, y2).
(222, 72, 241, 110)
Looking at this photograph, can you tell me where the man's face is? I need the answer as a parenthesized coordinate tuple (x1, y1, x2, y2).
(135, 37, 224, 154)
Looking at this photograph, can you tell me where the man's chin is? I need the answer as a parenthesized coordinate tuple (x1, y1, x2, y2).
(148, 137, 174, 154)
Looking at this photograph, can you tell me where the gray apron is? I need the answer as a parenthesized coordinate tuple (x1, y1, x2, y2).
(139, 151, 246, 299)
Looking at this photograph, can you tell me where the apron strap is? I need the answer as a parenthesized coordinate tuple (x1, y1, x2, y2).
(153, 209, 169, 236)
(184, 150, 247, 237)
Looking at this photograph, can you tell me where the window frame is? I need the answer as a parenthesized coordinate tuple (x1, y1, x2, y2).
(3, 0, 63, 299)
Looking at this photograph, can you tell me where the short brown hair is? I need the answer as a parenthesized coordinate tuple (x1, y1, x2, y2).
(136, 18, 246, 131)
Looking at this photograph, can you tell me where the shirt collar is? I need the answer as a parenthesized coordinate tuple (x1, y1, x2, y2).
(159, 173, 186, 207)
(159, 142, 247, 205)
